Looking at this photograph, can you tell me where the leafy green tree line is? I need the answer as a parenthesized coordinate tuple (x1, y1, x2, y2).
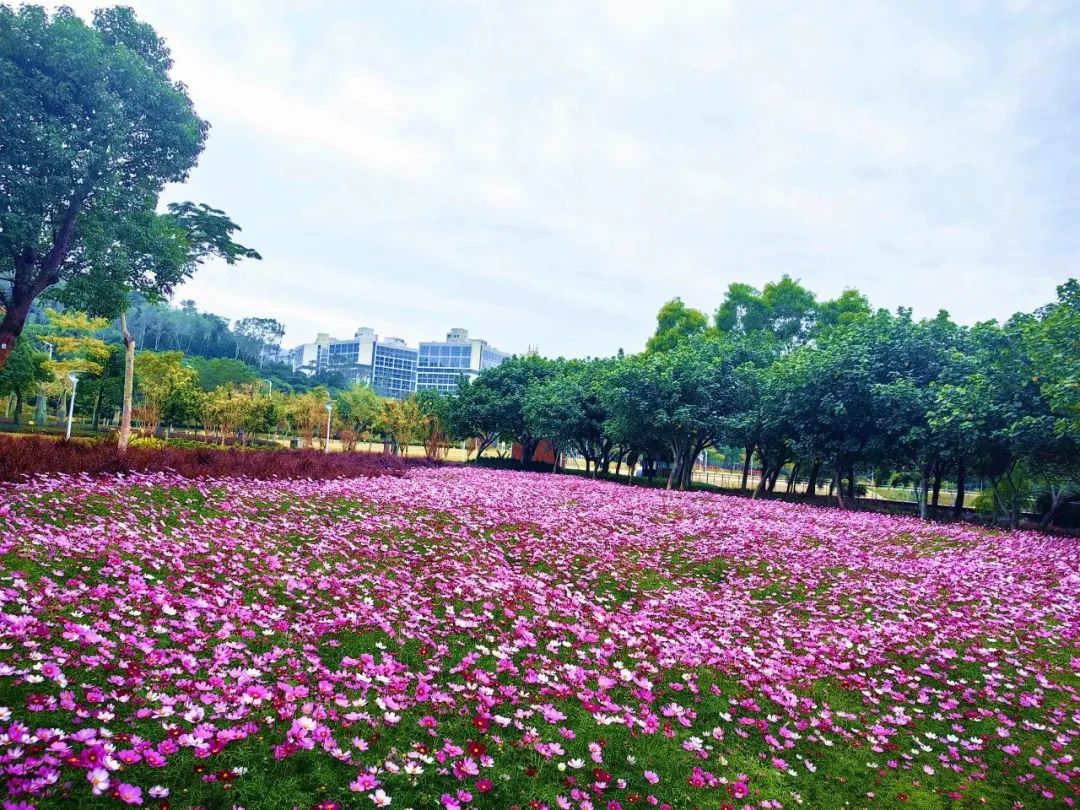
(448, 276, 1079, 529)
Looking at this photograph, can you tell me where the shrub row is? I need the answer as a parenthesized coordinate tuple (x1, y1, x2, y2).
(0, 435, 436, 483)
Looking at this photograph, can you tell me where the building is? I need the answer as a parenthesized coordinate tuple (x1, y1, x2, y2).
(288, 326, 506, 398)
(289, 328, 418, 399)
(416, 328, 509, 393)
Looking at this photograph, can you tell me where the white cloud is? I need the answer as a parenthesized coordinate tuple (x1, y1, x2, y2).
(53, 0, 1080, 355)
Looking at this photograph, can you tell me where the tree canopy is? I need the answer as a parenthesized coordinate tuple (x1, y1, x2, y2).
(0, 5, 258, 371)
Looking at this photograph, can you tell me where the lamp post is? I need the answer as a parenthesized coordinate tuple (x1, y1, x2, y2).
(324, 400, 334, 453)
(65, 372, 79, 440)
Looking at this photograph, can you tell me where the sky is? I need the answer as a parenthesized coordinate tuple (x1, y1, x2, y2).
(59, 0, 1080, 357)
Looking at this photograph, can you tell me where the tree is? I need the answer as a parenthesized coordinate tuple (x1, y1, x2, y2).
(524, 359, 616, 474)
(0, 5, 206, 369)
(645, 298, 709, 353)
(202, 384, 272, 445)
(715, 275, 818, 348)
(233, 317, 285, 366)
(453, 355, 556, 465)
(287, 389, 330, 448)
(604, 335, 737, 489)
(186, 356, 259, 391)
(415, 388, 454, 460)
(0, 5, 260, 449)
(336, 384, 383, 451)
(1025, 279, 1079, 436)
(75, 345, 124, 430)
(0, 337, 49, 424)
(769, 323, 879, 507)
(134, 350, 200, 434)
(380, 395, 428, 456)
(814, 288, 872, 336)
(32, 308, 110, 422)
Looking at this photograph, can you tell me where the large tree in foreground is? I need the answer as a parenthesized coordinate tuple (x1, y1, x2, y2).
(0, 5, 258, 380)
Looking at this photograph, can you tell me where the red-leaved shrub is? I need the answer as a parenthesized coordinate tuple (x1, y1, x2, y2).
(0, 436, 435, 483)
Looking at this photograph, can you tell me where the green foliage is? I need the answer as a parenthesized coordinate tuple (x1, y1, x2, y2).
(1025, 278, 1080, 435)
(645, 297, 708, 352)
(0, 4, 258, 372)
(451, 355, 557, 462)
(335, 383, 384, 449)
(186, 356, 259, 391)
(0, 337, 49, 422)
(134, 350, 201, 429)
(524, 358, 616, 471)
(604, 334, 738, 488)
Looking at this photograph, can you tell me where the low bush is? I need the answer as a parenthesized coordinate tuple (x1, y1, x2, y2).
(0, 435, 435, 483)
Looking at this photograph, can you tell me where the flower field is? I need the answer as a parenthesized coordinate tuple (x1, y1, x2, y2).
(0, 467, 1077, 810)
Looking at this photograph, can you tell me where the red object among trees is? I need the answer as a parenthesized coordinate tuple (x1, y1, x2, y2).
(511, 440, 557, 465)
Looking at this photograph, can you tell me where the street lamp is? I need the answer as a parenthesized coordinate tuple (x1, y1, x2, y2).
(324, 400, 334, 453)
(65, 372, 79, 440)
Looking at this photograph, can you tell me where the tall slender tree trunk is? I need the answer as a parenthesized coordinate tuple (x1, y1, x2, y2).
(12, 391, 22, 426)
(807, 458, 821, 495)
(931, 466, 943, 508)
(846, 468, 856, 500)
(118, 312, 136, 451)
(91, 388, 102, 431)
(918, 468, 930, 520)
(667, 450, 681, 490)
(682, 448, 695, 489)
(741, 446, 753, 491)
(952, 465, 966, 518)
(753, 464, 769, 499)
(834, 466, 847, 509)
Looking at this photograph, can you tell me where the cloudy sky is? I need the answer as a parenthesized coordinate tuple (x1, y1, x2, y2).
(61, 1, 1080, 357)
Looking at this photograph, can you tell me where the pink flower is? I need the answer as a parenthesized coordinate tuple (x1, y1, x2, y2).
(87, 767, 110, 795)
(117, 783, 143, 805)
(644, 770, 659, 785)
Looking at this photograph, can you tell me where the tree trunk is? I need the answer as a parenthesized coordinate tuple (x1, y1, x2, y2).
(741, 447, 753, 491)
(118, 312, 136, 452)
(1038, 487, 1065, 529)
(846, 468, 856, 501)
(91, 387, 102, 430)
(786, 462, 801, 493)
(682, 447, 695, 489)
(520, 439, 538, 467)
(952, 465, 966, 518)
(918, 469, 930, 520)
(0, 294, 35, 375)
(834, 466, 847, 509)
(666, 451, 679, 490)
(753, 465, 769, 499)
(930, 466, 943, 509)
(0, 196, 85, 375)
(12, 390, 22, 426)
(35, 390, 47, 424)
(807, 458, 821, 495)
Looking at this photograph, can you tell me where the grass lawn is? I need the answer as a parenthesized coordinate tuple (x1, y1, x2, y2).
(0, 467, 1075, 809)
